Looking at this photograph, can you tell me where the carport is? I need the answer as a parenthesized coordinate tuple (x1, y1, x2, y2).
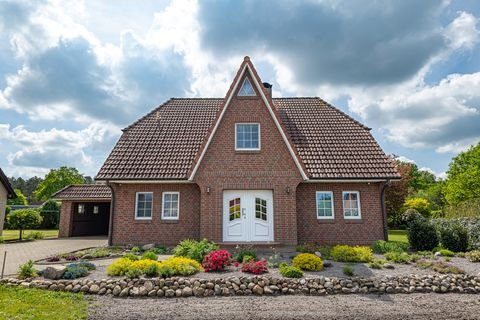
(53, 184, 112, 237)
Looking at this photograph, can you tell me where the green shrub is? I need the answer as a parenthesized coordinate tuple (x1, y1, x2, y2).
(233, 245, 257, 263)
(278, 264, 303, 278)
(432, 217, 480, 249)
(368, 258, 386, 269)
(384, 251, 412, 264)
(466, 250, 480, 262)
(371, 240, 408, 254)
(242, 255, 255, 263)
(407, 217, 439, 251)
(404, 198, 431, 218)
(151, 245, 168, 254)
(438, 249, 455, 257)
(17, 260, 37, 279)
(144, 263, 160, 277)
(158, 264, 175, 277)
(88, 248, 111, 259)
(62, 263, 91, 279)
(342, 264, 354, 276)
(76, 261, 96, 271)
(7, 209, 42, 240)
(456, 252, 466, 258)
(24, 231, 45, 240)
(141, 251, 158, 261)
(130, 246, 141, 254)
(417, 261, 465, 274)
(125, 268, 142, 279)
(330, 245, 373, 263)
(417, 251, 434, 258)
(295, 243, 331, 259)
(123, 253, 139, 261)
(174, 239, 218, 263)
(292, 253, 323, 271)
(439, 223, 469, 253)
(267, 248, 282, 268)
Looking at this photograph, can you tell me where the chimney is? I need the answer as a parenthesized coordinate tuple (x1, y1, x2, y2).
(263, 82, 272, 98)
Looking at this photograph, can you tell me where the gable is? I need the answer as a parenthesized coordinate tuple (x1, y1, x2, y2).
(189, 58, 308, 181)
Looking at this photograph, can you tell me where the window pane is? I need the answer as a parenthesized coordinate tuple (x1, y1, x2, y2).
(236, 124, 259, 149)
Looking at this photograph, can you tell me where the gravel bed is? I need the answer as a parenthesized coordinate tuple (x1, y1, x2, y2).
(88, 293, 480, 320)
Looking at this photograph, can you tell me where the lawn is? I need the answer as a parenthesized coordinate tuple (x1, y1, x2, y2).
(0, 229, 59, 241)
(0, 285, 88, 320)
(388, 229, 408, 244)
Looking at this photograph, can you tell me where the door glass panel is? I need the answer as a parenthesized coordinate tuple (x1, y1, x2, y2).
(229, 198, 241, 221)
(255, 198, 267, 221)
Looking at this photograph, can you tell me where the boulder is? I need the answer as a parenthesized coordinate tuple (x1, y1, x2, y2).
(42, 266, 66, 280)
(141, 243, 155, 251)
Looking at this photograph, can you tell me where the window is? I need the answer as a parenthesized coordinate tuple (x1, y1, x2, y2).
(162, 192, 179, 220)
(238, 78, 256, 96)
(235, 123, 260, 150)
(78, 204, 85, 214)
(135, 192, 153, 219)
(316, 191, 334, 219)
(343, 191, 361, 219)
(255, 198, 267, 221)
(229, 198, 241, 221)
(93, 205, 99, 214)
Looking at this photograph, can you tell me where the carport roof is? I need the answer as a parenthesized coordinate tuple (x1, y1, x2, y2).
(52, 184, 112, 200)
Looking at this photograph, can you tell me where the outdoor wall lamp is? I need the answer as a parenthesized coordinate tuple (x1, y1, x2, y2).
(206, 186, 211, 194)
(286, 186, 290, 194)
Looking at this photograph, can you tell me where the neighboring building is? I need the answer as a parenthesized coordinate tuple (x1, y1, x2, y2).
(55, 57, 399, 245)
(0, 168, 17, 236)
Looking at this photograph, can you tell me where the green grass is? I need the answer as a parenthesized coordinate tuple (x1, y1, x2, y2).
(0, 229, 59, 241)
(388, 229, 408, 244)
(0, 285, 88, 320)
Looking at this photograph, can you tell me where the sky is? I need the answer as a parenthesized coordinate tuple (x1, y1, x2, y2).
(0, 0, 479, 179)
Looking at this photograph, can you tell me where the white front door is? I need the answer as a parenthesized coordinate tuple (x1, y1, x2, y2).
(223, 190, 274, 242)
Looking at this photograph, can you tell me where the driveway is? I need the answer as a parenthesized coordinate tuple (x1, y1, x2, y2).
(89, 294, 480, 320)
(0, 237, 107, 276)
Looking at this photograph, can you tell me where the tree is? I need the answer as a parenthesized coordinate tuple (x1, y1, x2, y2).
(39, 200, 60, 229)
(385, 160, 416, 227)
(6, 209, 42, 240)
(34, 167, 85, 201)
(7, 189, 28, 206)
(403, 197, 431, 218)
(443, 143, 480, 205)
(9, 176, 43, 204)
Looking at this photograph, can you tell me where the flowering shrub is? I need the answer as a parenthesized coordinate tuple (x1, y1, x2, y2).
(107, 256, 203, 277)
(292, 253, 324, 271)
(241, 259, 268, 274)
(202, 250, 232, 272)
(106, 258, 134, 276)
(162, 257, 203, 276)
(46, 255, 60, 262)
(330, 245, 373, 263)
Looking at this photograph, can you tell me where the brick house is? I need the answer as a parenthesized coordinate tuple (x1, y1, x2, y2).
(0, 167, 17, 236)
(55, 57, 399, 246)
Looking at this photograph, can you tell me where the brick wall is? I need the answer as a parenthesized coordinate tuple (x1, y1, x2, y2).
(58, 201, 73, 237)
(111, 183, 201, 245)
(296, 182, 386, 245)
(193, 72, 303, 244)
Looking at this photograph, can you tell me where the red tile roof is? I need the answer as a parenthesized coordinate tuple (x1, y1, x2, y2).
(52, 184, 112, 200)
(96, 97, 398, 181)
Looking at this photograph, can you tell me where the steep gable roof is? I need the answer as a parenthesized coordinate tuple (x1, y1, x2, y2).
(96, 58, 398, 181)
(0, 168, 16, 199)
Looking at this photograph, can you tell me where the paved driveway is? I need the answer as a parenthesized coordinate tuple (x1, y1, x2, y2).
(0, 237, 107, 276)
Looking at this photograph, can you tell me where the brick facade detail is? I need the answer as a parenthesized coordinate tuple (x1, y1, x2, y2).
(296, 182, 386, 245)
(193, 72, 303, 245)
(110, 183, 201, 245)
(58, 201, 73, 237)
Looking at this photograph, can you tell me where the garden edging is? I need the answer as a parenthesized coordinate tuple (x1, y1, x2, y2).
(2, 274, 479, 298)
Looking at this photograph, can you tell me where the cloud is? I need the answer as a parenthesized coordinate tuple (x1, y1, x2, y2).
(1, 122, 119, 175)
(198, 0, 448, 87)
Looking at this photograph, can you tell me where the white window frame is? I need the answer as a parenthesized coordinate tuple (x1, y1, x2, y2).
(316, 191, 335, 220)
(238, 78, 256, 96)
(235, 123, 261, 151)
(162, 192, 180, 220)
(93, 205, 99, 214)
(342, 191, 361, 219)
(135, 192, 153, 220)
(78, 204, 85, 214)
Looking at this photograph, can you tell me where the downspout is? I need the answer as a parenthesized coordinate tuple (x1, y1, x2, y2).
(106, 181, 115, 247)
(380, 179, 391, 241)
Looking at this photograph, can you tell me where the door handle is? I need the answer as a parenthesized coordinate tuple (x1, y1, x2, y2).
(242, 208, 246, 218)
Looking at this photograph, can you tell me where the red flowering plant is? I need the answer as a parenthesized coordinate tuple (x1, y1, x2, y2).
(202, 250, 233, 272)
(241, 259, 268, 274)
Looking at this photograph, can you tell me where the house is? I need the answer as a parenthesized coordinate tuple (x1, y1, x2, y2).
(0, 168, 17, 236)
(54, 57, 399, 246)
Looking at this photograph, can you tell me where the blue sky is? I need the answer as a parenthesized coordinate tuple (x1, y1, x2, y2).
(0, 0, 479, 179)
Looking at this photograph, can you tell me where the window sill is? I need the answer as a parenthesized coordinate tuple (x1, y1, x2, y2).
(161, 219, 179, 224)
(343, 218, 362, 224)
(235, 150, 261, 154)
(316, 218, 335, 224)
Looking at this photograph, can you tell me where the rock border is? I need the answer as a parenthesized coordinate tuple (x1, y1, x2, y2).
(1, 274, 479, 298)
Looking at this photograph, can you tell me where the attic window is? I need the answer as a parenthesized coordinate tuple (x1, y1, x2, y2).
(238, 78, 256, 96)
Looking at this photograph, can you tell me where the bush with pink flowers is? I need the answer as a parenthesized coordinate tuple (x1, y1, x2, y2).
(202, 250, 232, 272)
(241, 259, 268, 274)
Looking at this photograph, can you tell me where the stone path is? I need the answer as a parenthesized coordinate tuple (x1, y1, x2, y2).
(0, 237, 107, 276)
